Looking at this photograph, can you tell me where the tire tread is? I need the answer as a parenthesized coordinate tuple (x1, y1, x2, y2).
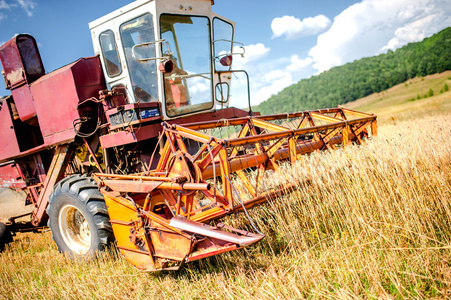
(47, 174, 114, 258)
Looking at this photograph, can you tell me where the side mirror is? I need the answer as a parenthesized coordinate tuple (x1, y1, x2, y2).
(215, 83, 229, 103)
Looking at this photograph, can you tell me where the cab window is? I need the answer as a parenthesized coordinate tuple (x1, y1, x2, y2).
(99, 30, 122, 77)
(120, 14, 158, 102)
(213, 18, 234, 72)
(160, 14, 213, 117)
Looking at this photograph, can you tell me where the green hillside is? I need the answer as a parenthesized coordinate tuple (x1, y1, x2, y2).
(256, 27, 451, 115)
(346, 70, 451, 124)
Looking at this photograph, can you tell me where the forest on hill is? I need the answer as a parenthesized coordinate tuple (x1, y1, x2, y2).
(256, 27, 451, 115)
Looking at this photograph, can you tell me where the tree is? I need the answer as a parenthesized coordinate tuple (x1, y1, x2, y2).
(255, 27, 451, 115)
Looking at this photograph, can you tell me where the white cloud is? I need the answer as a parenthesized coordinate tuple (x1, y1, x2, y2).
(271, 15, 331, 40)
(231, 0, 451, 107)
(229, 43, 298, 107)
(0, 0, 9, 20)
(264, 70, 285, 81)
(15, 0, 36, 17)
(253, 72, 292, 104)
(0, 1, 9, 9)
(231, 14, 327, 106)
(309, 0, 451, 73)
(232, 43, 270, 69)
(229, 43, 316, 107)
(190, 81, 209, 94)
(287, 55, 313, 72)
(381, 14, 438, 51)
(0, 0, 36, 20)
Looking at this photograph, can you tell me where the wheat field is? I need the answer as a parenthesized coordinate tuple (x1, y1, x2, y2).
(2, 74, 451, 300)
(1, 113, 451, 299)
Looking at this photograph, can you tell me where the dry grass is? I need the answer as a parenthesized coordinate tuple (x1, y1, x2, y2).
(2, 112, 451, 298)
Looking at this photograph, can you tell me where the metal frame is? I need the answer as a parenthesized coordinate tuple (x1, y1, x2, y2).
(93, 107, 377, 270)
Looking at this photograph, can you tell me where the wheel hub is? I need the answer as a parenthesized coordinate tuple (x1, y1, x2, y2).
(58, 204, 91, 254)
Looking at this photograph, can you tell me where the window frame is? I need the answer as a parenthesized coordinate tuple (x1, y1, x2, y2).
(119, 13, 158, 103)
(159, 13, 214, 118)
(98, 29, 122, 78)
(212, 17, 234, 72)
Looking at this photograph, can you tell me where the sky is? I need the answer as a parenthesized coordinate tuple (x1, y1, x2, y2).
(0, 0, 450, 108)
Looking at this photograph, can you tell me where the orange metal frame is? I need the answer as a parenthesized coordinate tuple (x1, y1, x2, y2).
(94, 107, 377, 271)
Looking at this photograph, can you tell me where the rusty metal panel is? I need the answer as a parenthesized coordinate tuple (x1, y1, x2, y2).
(98, 108, 254, 149)
(100, 123, 162, 148)
(0, 163, 26, 189)
(10, 85, 37, 124)
(186, 244, 237, 262)
(31, 145, 71, 225)
(0, 35, 45, 125)
(30, 56, 106, 145)
(0, 37, 26, 88)
(71, 55, 106, 101)
(149, 227, 192, 261)
(30, 66, 80, 144)
(102, 191, 158, 270)
(0, 98, 21, 161)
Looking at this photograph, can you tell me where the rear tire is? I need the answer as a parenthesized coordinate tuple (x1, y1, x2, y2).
(47, 175, 114, 259)
(0, 222, 13, 252)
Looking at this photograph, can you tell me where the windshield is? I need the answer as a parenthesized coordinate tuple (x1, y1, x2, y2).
(160, 14, 213, 117)
(120, 13, 158, 102)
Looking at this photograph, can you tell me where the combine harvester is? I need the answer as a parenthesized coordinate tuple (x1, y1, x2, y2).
(0, 0, 377, 270)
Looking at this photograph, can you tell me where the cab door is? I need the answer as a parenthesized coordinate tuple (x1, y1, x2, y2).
(91, 2, 159, 104)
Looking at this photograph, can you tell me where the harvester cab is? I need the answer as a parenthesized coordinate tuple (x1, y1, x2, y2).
(89, 0, 237, 119)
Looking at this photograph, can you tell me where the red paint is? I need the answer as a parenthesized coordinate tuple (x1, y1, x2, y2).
(100, 122, 163, 148)
(31, 55, 106, 145)
(0, 97, 21, 161)
(99, 107, 252, 149)
(0, 163, 26, 189)
(0, 36, 26, 88)
(10, 85, 37, 124)
(185, 244, 238, 262)
(0, 34, 45, 125)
